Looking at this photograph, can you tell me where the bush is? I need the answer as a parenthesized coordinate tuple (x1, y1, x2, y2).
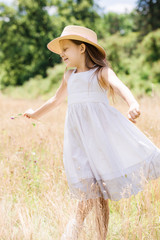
(140, 29, 160, 63)
(2, 63, 65, 99)
(149, 60, 160, 83)
(100, 31, 139, 74)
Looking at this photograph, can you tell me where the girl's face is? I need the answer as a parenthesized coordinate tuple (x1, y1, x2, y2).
(59, 39, 84, 68)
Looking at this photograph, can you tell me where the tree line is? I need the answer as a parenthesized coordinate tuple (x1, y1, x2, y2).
(0, 0, 160, 89)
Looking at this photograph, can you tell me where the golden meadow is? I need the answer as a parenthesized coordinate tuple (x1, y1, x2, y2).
(1, 91, 160, 240)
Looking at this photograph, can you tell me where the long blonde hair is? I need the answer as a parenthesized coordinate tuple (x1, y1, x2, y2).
(67, 39, 115, 102)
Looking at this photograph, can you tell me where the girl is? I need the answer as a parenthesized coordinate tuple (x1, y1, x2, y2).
(23, 25, 160, 240)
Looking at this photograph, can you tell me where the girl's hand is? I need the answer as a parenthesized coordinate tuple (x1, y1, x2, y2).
(127, 102, 141, 123)
(23, 108, 37, 120)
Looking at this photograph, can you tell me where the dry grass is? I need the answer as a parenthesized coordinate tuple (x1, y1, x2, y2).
(0, 92, 160, 240)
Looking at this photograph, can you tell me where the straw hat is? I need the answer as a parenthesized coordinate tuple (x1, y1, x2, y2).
(47, 25, 106, 58)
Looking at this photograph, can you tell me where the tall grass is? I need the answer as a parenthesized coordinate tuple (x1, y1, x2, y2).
(0, 93, 160, 239)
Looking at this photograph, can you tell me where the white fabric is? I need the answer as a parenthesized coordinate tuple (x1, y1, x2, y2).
(63, 67, 160, 201)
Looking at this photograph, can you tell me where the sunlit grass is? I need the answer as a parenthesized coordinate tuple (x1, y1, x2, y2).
(0, 93, 160, 239)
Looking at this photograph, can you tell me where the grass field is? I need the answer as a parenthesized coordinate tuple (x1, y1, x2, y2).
(0, 92, 160, 240)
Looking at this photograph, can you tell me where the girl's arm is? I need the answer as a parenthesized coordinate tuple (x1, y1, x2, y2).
(102, 67, 141, 123)
(23, 70, 73, 120)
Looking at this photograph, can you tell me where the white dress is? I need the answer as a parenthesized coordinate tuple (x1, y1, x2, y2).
(63, 67, 160, 201)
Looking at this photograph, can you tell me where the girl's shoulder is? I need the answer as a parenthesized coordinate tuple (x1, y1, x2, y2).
(64, 69, 74, 84)
(97, 66, 113, 82)
(100, 66, 113, 77)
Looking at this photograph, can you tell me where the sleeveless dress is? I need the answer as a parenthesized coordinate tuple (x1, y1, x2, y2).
(63, 67, 160, 201)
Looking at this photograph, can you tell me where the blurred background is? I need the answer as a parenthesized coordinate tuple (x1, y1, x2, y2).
(0, 0, 160, 99)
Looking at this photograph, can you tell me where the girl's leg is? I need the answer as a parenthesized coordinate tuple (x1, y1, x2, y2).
(61, 199, 94, 240)
(61, 197, 109, 240)
(94, 198, 109, 240)
(63, 198, 109, 240)
(75, 198, 94, 225)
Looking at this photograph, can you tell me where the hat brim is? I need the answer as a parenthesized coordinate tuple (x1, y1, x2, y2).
(47, 35, 106, 58)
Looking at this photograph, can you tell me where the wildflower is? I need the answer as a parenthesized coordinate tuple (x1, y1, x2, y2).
(10, 113, 36, 127)
(10, 113, 22, 120)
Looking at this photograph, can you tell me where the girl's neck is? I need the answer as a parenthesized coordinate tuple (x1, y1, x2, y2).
(75, 63, 96, 73)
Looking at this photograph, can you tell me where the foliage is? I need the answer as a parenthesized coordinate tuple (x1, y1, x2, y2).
(56, 0, 100, 29)
(99, 29, 160, 97)
(101, 11, 137, 36)
(0, 0, 160, 97)
(100, 31, 140, 74)
(140, 29, 160, 63)
(2, 63, 65, 99)
(136, 0, 160, 35)
(132, 29, 160, 86)
(0, 0, 61, 87)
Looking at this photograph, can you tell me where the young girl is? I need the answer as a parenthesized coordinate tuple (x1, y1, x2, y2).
(23, 25, 160, 240)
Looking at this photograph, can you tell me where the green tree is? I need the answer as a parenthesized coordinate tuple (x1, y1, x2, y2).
(56, 0, 100, 30)
(0, 0, 60, 87)
(141, 29, 160, 63)
(136, 0, 160, 35)
(0, 0, 102, 88)
(103, 12, 120, 35)
(100, 11, 138, 37)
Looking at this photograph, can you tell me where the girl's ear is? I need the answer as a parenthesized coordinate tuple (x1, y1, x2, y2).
(80, 43, 86, 54)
